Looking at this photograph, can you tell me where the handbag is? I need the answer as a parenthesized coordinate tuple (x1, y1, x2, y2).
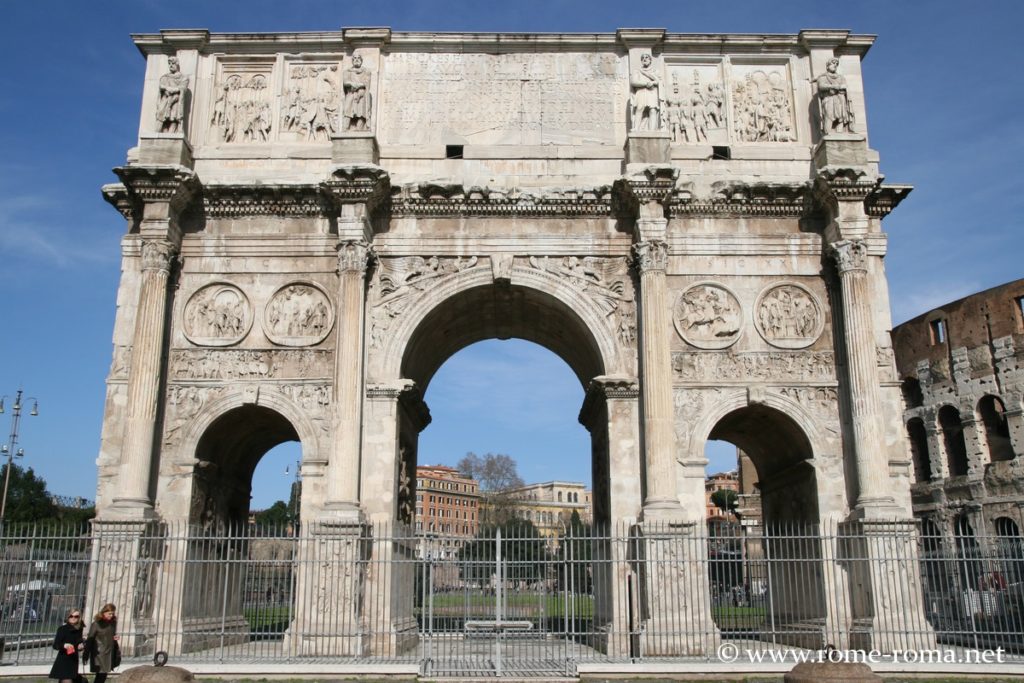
(111, 640, 121, 669)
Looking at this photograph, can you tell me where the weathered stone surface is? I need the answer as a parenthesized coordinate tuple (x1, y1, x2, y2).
(118, 665, 194, 683)
(785, 661, 882, 683)
(93, 26, 924, 658)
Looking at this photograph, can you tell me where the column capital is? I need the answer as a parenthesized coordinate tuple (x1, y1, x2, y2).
(632, 239, 668, 274)
(140, 239, 179, 274)
(829, 238, 868, 275)
(337, 240, 375, 274)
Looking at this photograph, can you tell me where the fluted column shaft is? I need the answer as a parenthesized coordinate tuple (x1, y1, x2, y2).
(116, 239, 177, 509)
(831, 239, 890, 509)
(634, 240, 679, 514)
(326, 240, 372, 510)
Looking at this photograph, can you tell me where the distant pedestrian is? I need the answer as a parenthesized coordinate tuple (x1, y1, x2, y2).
(86, 603, 119, 683)
(49, 609, 84, 683)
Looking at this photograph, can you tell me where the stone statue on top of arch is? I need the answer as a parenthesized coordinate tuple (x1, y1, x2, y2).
(816, 57, 855, 135)
(156, 56, 189, 134)
(629, 52, 662, 132)
(342, 54, 372, 132)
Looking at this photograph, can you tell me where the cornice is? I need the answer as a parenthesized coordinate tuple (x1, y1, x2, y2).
(202, 184, 333, 218)
(390, 183, 615, 218)
(670, 181, 812, 218)
(101, 183, 138, 221)
(112, 165, 199, 213)
(321, 165, 391, 212)
(865, 184, 913, 217)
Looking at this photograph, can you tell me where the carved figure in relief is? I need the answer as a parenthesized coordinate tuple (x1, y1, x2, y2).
(756, 284, 822, 349)
(816, 58, 854, 134)
(284, 65, 340, 141)
(342, 54, 372, 131)
(705, 82, 724, 128)
(629, 53, 661, 131)
(265, 284, 333, 345)
(156, 56, 189, 133)
(674, 284, 741, 347)
(732, 71, 794, 143)
(665, 82, 687, 143)
(211, 74, 272, 143)
(184, 284, 251, 345)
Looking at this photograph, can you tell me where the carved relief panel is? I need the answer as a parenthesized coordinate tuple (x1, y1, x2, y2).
(673, 282, 743, 350)
(754, 282, 824, 349)
(664, 62, 727, 145)
(729, 62, 796, 143)
(183, 283, 253, 347)
(210, 61, 275, 143)
(281, 60, 341, 142)
(264, 283, 335, 347)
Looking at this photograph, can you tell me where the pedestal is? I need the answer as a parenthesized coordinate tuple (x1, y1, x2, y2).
(285, 518, 368, 656)
(813, 134, 868, 175)
(138, 134, 194, 167)
(635, 520, 720, 656)
(625, 131, 672, 166)
(332, 133, 380, 164)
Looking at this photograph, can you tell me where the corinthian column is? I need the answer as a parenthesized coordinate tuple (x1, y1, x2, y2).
(325, 240, 373, 513)
(115, 239, 178, 511)
(633, 240, 681, 516)
(830, 239, 893, 511)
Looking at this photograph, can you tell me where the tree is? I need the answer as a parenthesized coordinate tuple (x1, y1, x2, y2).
(254, 501, 291, 527)
(0, 463, 58, 524)
(456, 516, 551, 586)
(457, 452, 525, 525)
(710, 488, 739, 516)
(559, 510, 593, 593)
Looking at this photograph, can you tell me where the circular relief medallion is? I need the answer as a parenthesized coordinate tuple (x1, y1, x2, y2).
(183, 283, 252, 347)
(754, 282, 824, 349)
(673, 282, 743, 349)
(263, 282, 335, 347)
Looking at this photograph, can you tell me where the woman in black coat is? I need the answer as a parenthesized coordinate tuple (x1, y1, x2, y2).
(49, 609, 84, 682)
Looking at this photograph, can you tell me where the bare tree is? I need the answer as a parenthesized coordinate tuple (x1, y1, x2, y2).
(456, 452, 525, 526)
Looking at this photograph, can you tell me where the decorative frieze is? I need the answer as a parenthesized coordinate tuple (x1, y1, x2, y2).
(390, 183, 615, 218)
(672, 350, 837, 383)
(202, 184, 333, 218)
(669, 182, 811, 218)
(169, 349, 331, 381)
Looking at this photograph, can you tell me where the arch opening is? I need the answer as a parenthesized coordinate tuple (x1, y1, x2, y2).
(703, 405, 824, 646)
(906, 417, 931, 482)
(978, 395, 1014, 463)
(938, 406, 969, 477)
(191, 404, 300, 528)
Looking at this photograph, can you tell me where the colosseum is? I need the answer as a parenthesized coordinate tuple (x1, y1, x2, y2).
(892, 279, 1024, 542)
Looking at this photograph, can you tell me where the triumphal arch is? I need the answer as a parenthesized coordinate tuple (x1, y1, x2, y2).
(94, 27, 932, 661)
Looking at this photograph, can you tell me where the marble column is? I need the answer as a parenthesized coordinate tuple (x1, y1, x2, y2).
(115, 239, 177, 511)
(633, 240, 680, 518)
(325, 240, 373, 513)
(830, 239, 893, 512)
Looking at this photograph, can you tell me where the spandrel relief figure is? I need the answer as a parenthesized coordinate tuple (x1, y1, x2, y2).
(629, 52, 661, 131)
(816, 57, 855, 134)
(731, 70, 795, 143)
(673, 283, 742, 349)
(264, 283, 335, 347)
(156, 56, 189, 133)
(342, 54, 372, 131)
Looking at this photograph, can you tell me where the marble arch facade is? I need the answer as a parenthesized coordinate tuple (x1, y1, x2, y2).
(94, 26, 931, 655)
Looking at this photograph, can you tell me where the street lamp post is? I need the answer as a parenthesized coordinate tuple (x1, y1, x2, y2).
(0, 389, 40, 524)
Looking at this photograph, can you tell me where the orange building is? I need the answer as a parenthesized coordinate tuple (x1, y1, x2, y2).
(415, 464, 481, 539)
(705, 470, 740, 521)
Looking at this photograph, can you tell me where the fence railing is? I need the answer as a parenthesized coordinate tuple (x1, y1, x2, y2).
(1, 519, 1021, 673)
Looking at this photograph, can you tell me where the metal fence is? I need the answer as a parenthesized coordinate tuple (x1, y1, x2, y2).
(1, 520, 1021, 675)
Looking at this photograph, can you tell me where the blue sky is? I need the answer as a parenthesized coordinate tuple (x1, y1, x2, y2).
(0, 1, 1020, 509)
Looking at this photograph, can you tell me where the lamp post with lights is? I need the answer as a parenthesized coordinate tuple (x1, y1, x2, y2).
(0, 389, 40, 524)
